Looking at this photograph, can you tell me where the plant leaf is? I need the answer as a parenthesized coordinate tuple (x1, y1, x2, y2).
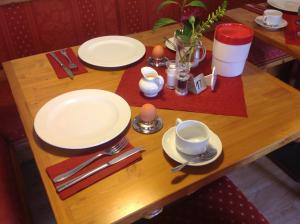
(153, 18, 177, 30)
(186, 0, 206, 8)
(157, 0, 179, 12)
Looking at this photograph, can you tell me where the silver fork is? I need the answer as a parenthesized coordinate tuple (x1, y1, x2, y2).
(171, 147, 217, 173)
(52, 137, 128, 183)
(60, 49, 78, 70)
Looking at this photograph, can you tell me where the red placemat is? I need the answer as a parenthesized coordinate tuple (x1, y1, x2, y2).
(283, 14, 300, 46)
(46, 144, 141, 200)
(243, 3, 267, 15)
(242, 3, 300, 46)
(116, 47, 248, 117)
(46, 48, 88, 79)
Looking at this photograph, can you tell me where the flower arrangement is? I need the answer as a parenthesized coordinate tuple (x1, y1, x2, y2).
(154, 0, 227, 40)
(153, 0, 227, 64)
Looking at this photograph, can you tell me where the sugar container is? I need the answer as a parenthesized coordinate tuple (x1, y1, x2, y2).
(212, 23, 254, 77)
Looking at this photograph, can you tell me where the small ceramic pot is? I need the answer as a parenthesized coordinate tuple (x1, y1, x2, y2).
(139, 67, 164, 97)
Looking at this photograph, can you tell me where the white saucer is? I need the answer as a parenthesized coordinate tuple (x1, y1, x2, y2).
(162, 127, 222, 166)
(165, 37, 176, 51)
(255, 16, 288, 30)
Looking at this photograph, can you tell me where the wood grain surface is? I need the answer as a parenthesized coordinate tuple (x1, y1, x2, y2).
(225, 7, 300, 59)
(3, 24, 300, 224)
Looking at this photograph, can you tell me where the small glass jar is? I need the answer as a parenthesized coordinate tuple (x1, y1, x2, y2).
(175, 73, 190, 96)
(175, 62, 190, 96)
(166, 60, 177, 89)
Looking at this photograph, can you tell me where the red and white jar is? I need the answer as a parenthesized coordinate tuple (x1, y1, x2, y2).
(212, 23, 254, 77)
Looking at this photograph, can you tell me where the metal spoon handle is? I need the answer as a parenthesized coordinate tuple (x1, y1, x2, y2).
(171, 161, 189, 173)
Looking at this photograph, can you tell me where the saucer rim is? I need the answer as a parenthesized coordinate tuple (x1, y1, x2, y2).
(162, 127, 222, 166)
(255, 16, 288, 30)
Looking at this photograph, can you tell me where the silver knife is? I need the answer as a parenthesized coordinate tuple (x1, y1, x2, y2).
(56, 147, 143, 192)
(49, 52, 74, 79)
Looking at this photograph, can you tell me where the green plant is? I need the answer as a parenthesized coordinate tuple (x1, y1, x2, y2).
(153, 0, 227, 46)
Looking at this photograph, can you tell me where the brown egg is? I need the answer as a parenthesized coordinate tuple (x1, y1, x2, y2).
(140, 103, 157, 122)
(152, 45, 164, 59)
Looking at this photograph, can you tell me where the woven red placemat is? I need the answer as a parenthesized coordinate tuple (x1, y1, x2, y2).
(116, 47, 248, 117)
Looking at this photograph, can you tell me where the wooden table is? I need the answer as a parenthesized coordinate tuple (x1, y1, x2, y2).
(226, 7, 300, 60)
(3, 24, 300, 224)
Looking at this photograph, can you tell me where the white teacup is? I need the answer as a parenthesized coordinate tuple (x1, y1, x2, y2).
(175, 118, 209, 155)
(263, 9, 283, 27)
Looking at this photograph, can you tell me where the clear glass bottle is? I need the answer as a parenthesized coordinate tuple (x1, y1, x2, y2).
(175, 63, 190, 96)
(166, 60, 177, 89)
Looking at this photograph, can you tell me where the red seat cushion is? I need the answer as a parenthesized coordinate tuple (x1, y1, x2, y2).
(145, 176, 269, 224)
(0, 81, 25, 142)
(0, 137, 23, 223)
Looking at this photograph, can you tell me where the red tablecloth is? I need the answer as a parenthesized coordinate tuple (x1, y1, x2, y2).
(116, 47, 248, 117)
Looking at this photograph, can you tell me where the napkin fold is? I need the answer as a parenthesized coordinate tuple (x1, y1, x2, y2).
(46, 48, 88, 79)
(116, 47, 248, 117)
(46, 144, 141, 200)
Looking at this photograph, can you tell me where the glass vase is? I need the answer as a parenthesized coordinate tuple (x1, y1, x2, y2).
(174, 35, 206, 69)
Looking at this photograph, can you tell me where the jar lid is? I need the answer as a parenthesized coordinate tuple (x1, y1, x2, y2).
(215, 23, 254, 45)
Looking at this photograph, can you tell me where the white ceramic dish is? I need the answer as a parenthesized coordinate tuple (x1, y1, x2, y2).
(78, 36, 146, 68)
(165, 37, 176, 51)
(267, 0, 300, 13)
(34, 89, 131, 149)
(162, 127, 222, 166)
(255, 16, 288, 30)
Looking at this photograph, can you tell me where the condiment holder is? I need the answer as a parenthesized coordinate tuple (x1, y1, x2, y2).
(147, 45, 168, 67)
(212, 23, 253, 77)
(132, 104, 163, 134)
(139, 67, 164, 97)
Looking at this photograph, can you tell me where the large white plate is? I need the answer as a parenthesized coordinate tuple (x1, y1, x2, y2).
(34, 89, 131, 149)
(78, 36, 146, 68)
(162, 127, 222, 166)
(267, 0, 300, 12)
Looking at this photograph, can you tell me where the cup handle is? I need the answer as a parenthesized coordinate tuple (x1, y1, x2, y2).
(197, 41, 206, 63)
(263, 16, 269, 25)
(155, 76, 165, 91)
(176, 118, 182, 125)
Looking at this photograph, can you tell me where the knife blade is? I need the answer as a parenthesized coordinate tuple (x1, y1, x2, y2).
(56, 147, 143, 192)
(49, 51, 74, 79)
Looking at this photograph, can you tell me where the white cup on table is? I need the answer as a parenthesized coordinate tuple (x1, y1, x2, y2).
(263, 9, 283, 27)
(175, 118, 209, 155)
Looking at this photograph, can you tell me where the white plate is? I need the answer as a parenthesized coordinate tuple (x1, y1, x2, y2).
(34, 89, 131, 149)
(165, 37, 176, 51)
(162, 127, 222, 166)
(255, 16, 288, 30)
(267, 0, 300, 12)
(78, 36, 146, 68)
